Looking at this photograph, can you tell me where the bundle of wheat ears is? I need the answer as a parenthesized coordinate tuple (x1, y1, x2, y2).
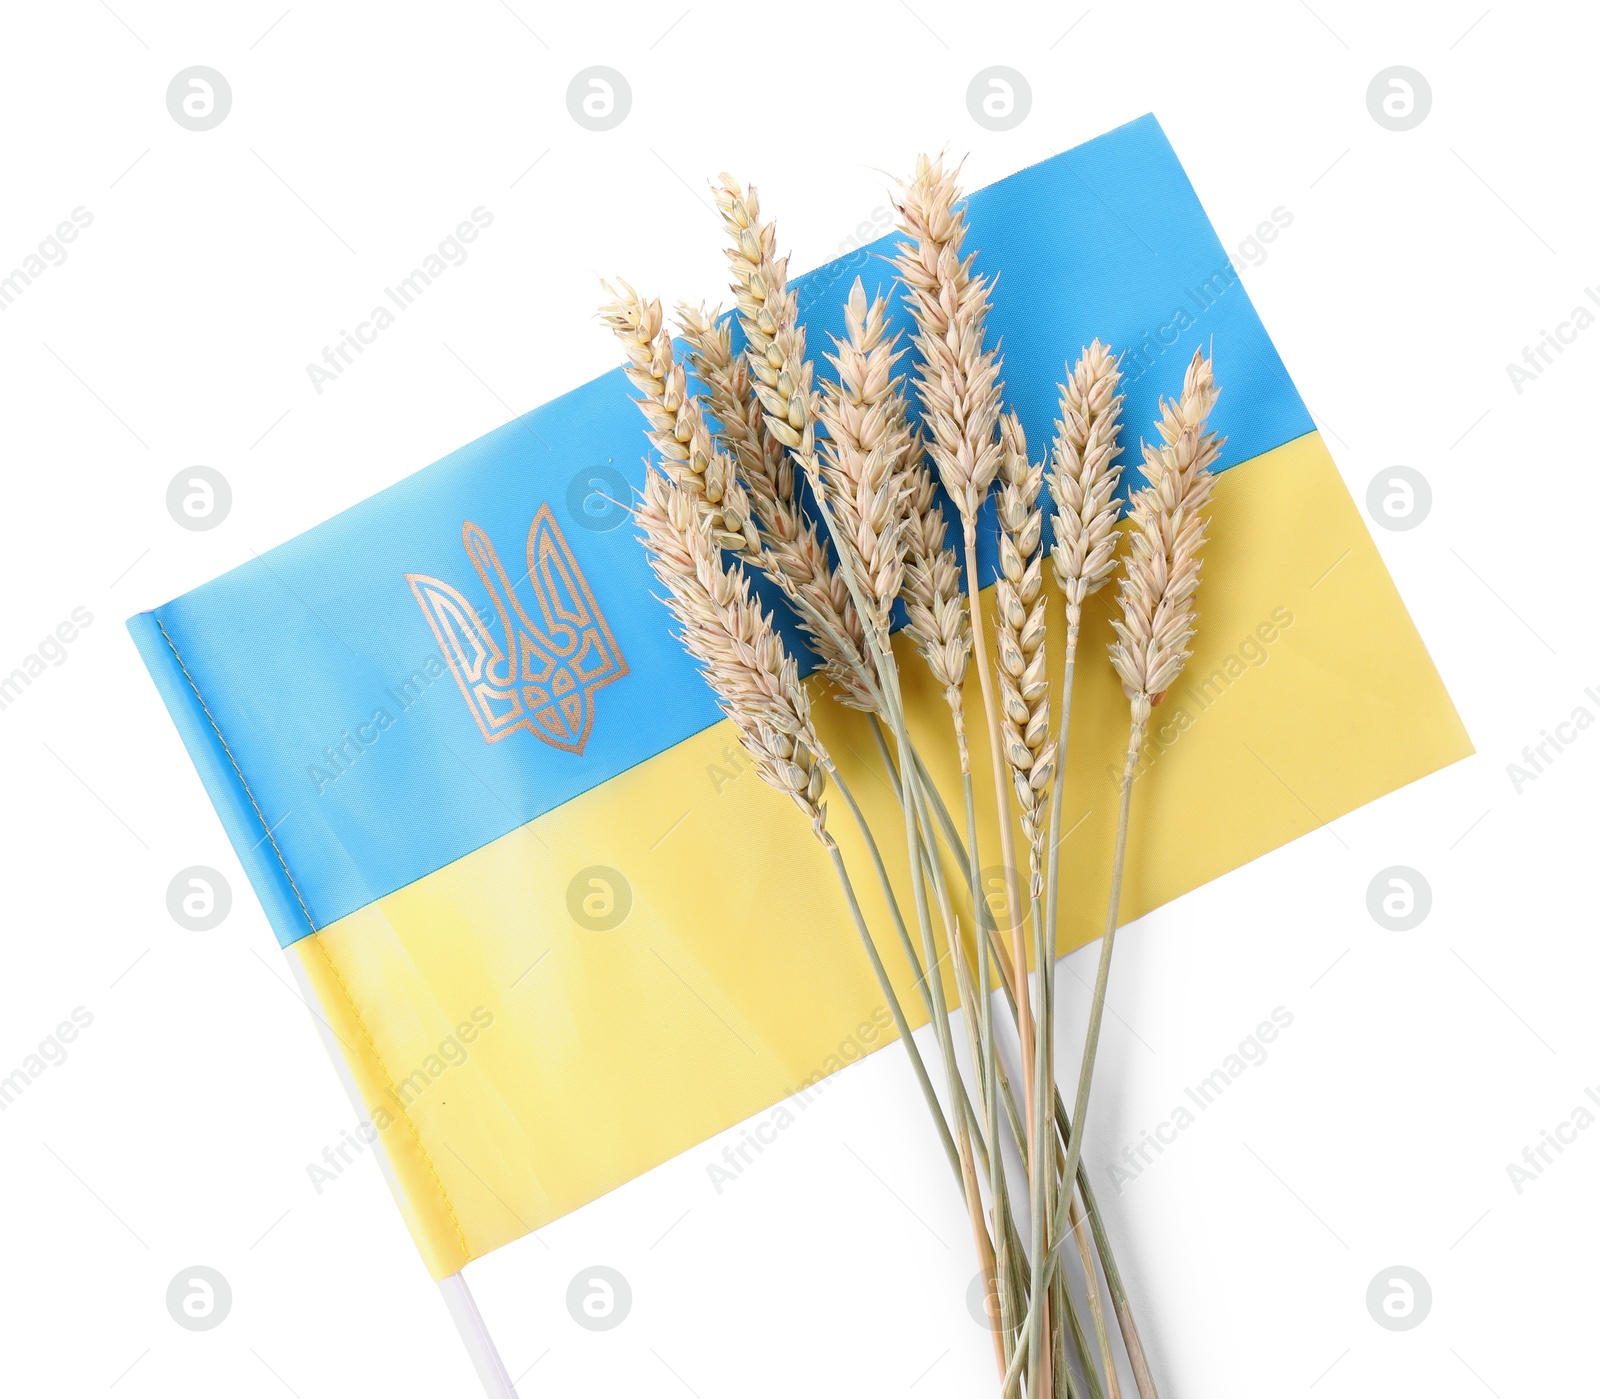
(603, 152, 1224, 1399)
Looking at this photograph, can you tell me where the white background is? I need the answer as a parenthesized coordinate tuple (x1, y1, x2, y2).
(2, 1, 1596, 1394)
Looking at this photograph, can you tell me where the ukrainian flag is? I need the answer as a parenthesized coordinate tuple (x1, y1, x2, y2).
(129, 114, 1469, 1285)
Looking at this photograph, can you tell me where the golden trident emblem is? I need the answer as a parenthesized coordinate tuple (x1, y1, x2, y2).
(405, 505, 628, 755)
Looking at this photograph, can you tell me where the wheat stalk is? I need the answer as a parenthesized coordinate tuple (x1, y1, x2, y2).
(994, 408, 1062, 1399)
(893, 153, 1042, 1193)
(825, 289, 1020, 1324)
(1041, 340, 1127, 1179)
(714, 176, 1015, 1372)
(599, 282, 761, 555)
(1003, 352, 1222, 1399)
(678, 302, 878, 712)
(817, 277, 913, 644)
(1042, 342, 1126, 933)
(1030, 350, 1222, 1399)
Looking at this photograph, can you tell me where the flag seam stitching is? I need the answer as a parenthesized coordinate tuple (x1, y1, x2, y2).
(308, 935, 472, 1262)
(153, 617, 318, 935)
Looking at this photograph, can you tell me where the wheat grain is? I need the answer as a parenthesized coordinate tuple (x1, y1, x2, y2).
(599, 282, 761, 555)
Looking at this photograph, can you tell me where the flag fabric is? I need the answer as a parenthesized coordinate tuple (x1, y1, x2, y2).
(129, 114, 1470, 1282)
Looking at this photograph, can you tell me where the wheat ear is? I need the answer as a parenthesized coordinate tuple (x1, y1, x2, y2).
(817, 277, 913, 643)
(599, 282, 761, 555)
(899, 449, 972, 715)
(892, 154, 1005, 517)
(712, 179, 894, 681)
(1047, 340, 1127, 631)
(678, 302, 877, 712)
(635, 468, 827, 825)
(994, 412, 1054, 889)
(1108, 347, 1222, 726)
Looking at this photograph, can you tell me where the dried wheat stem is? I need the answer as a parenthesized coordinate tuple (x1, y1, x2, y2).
(1055, 719, 1141, 1240)
(875, 719, 1022, 1364)
(1073, 1165, 1160, 1399)
(824, 841, 965, 1180)
(896, 758, 1013, 1376)
(1001, 722, 1139, 1399)
(838, 742, 1024, 1376)
(600, 282, 761, 555)
(906, 724, 1159, 1397)
(1071, 1193, 1122, 1399)
(891, 711, 1016, 1386)
(1058, 1271, 1104, 1399)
